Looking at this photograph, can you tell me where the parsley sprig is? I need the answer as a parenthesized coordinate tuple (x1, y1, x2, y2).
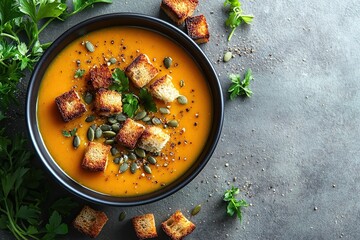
(228, 68, 253, 100)
(224, 0, 254, 41)
(109, 68, 129, 92)
(223, 186, 249, 221)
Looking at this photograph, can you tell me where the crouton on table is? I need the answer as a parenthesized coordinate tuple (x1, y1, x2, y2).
(81, 142, 111, 171)
(161, 210, 196, 240)
(132, 213, 158, 239)
(125, 53, 159, 88)
(94, 88, 122, 116)
(149, 74, 179, 103)
(185, 15, 210, 44)
(55, 89, 86, 122)
(138, 126, 170, 153)
(161, 0, 199, 25)
(115, 118, 145, 149)
(73, 205, 108, 238)
(88, 64, 112, 89)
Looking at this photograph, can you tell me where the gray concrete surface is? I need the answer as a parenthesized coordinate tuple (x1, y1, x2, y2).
(2, 0, 360, 239)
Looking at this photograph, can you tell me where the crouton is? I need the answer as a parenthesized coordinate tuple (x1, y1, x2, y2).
(161, 210, 196, 240)
(149, 75, 179, 103)
(81, 142, 111, 171)
(161, 0, 198, 25)
(132, 213, 158, 239)
(115, 118, 145, 149)
(55, 89, 86, 122)
(88, 64, 112, 89)
(73, 205, 108, 238)
(185, 15, 210, 44)
(138, 126, 170, 153)
(94, 88, 122, 116)
(125, 54, 159, 88)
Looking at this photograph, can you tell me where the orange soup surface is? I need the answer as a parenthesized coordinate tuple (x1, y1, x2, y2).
(37, 27, 212, 196)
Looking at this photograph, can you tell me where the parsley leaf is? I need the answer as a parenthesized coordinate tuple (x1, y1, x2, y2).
(71, 0, 113, 16)
(224, 0, 254, 41)
(109, 68, 129, 92)
(74, 69, 85, 78)
(122, 93, 139, 117)
(139, 88, 157, 112)
(62, 128, 77, 137)
(228, 68, 253, 100)
(43, 211, 68, 239)
(50, 197, 79, 216)
(223, 186, 249, 221)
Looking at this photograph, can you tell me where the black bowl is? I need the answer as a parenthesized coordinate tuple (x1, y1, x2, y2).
(26, 13, 223, 206)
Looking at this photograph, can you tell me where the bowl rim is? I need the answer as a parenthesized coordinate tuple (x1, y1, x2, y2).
(26, 12, 224, 206)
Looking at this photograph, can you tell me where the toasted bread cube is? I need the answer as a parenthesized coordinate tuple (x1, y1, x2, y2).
(94, 88, 122, 116)
(73, 205, 108, 238)
(138, 126, 170, 153)
(161, 0, 198, 25)
(125, 54, 159, 88)
(149, 75, 179, 103)
(81, 142, 111, 172)
(161, 210, 196, 240)
(88, 64, 112, 89)
(115, 118, 145, 149)
(185, 15, 210, 44)
(132, 213, 158, 239)
(55, 89, 86, 122)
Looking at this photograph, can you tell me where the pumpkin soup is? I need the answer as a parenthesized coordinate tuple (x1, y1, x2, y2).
(37, 27, 212, 196)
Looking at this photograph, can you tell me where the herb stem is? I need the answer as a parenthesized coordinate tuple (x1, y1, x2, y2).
(0, 33, 19, 43)
(39, 18, 55, 34)
(228, 28, 236, 41)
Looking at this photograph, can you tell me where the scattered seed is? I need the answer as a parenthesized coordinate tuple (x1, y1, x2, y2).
(84, 92, 93, 104)
(119, 211, 126, 221)
(87, 127, 95, 141)
(100, 124, 111, 131)
(152, 117, 162, 125)
(103, 131, 116, 138)
(119, 163, 129, 173)
(105, 139, 114, 145)
(111, 123, 120, 132)
(130, 162, 138, 174)
(113, 157, 121, 164)
(73, 135, 80, 149)
(116, 113, 127, 122)
(168, 120, 178, 127)
(147, 156, 157, 165)
(85, 41, 95, 52)
(142, 116, 151, 122)
(128, 152, 137, 160)
(111, 147, 119, 156)
(123, 154, 129, 162)
(108, 117, 117, 124)
(144, 165, 152, 174)
(163, 57, 172, 69)
(179, 79, 185, 88)
(135, 148, 146, 158)
(85, 115, 95, 122)
(90, 124, 97, 130)
(191, 204, 201, 216)
(223, 51, 232, 62)
(95, 127, 102, 139)
(159, 107, 170, 114)
(134, 111, 147, 120)
(109, 57, 117, 64)
(177, 95, 188, 105)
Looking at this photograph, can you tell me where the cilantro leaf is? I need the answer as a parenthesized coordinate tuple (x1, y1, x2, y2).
(228, 68, 253, 100)
(43, 211, 68, 239)
(109, 68, 129, 92)
(223, 186, 249, 222)
(139, 88, 157, 112)
(62, 128, 77, 137)
(72, 0, 113, 15)
(74, 69, 85, 78)
(122, 93, 139, 117)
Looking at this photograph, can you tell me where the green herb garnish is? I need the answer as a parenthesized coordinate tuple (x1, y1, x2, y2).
(62, 128, 77, 137)
(224, 0, 254, 41)
(122, 93, 139, 117)
(223, 186, 249, 221)
(139, 88, 157, 112)
(228, 68, 253, 100)
(110, 68, 129, 92)
(74, 69, 85, 78)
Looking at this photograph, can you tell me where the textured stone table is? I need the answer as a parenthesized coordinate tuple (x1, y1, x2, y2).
(2, 0, 360, 239)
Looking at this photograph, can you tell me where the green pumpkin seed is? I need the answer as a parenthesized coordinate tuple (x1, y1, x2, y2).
(116, 113, 127, 122)
(90, 124, 97, 130)
(142, 116, 151, 122)
(147, 156, 157, 165)
(168, 120, 178, 127)
(144, 165, 152, 174)
(159, 107, 170, 114)
(111, 147, 119, 156)
(85, 41, 95, 52)
(100, 124, 111, 131)
(113, 157, 121, 164)
(223, 51, 232, 62)
(111, 123, 120, 132)
(128, 152, 137, 160)
(177, 95, 188, 105)
(135, 148, 146, 158)
(130, 162, 138, 174)
(105, 139, 114, 145)
(85, 115, 95, 122)
(87, 127, 95, 141)
(163, 57, 172, 69)
(108, 117, 117, 124)
(191, 204, 201, 216)
(119, 211, 126, 221)
(134, 111, 147, 120)
(109, 57, 117, 64)
(84, 92, 93, 104)
(103, 131, 116, 138)
(151, 117, 162, 125)
(73, 135, 80, 149)
(119, 163, 129, 173)
(179, 79, 185, 88)
(123, 154, 129, 161)
(95, 127, 102, 139)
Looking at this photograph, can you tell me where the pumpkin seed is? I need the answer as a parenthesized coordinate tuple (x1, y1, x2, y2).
(119, 163, 129, 173)
(111, 147, 119, 156)
(135, 148, 146, 158)
(130, 162, 138, 174)
(73, 135, 80, 149)
(128, 152, 137, 160)
(108, 117, 117, 124)
(223, 51, 232, 62)
(116, 113, 127, 122)
(119, 211, 126, 221)
(144, 165, 152, 174)
(87, 127, 95, 141)
(105, 139, 114, 145)
(168, 120, 178, 127)
(90, 124, 97, 130)
(191, 204, 201, 216)
(112, 123, 120, 132)
(95, 127, 102, 139)
(85, 41, 95, 52)
(85, 115, 95, 122)
(142, 116, 151, 122)
(163, 57, 172, 69)
(100, 124, 111, 131)
(113, 157, 121, 164)
(151, 117, 162, 125)
(123, 154, 129, 161)
(84, 92, 93, 104)
(147, 156, 157, 165)
(179, 79, 185, 88)
(109, 57, 117, 64)
(103, 131, 116, 138)
(134, 111, 147, 120)
(177, 95, 188, 105)
(159, 107, 170, 114)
